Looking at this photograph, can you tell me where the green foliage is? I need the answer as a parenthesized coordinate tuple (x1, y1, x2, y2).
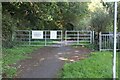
(2, 46, 41, 77)
(2, 2, 89, 48)
(89, 6, 113, 50)
(2, 13, 17, 48)
(84, 43, 97, 50)
(118, 52, 120, 79)
(90, 9, 113, 33)
(3, 66, 17, 78)
(15, 40, 59, 46)
(2, 2, 88, 30)
(60, 51, 113, 78)
(102, 2, 120, 32)
(118, 2, 120, 32)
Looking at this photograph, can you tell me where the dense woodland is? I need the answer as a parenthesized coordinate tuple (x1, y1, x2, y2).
(2, 2, 120, 48)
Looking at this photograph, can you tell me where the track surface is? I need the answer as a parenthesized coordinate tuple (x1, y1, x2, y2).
(15, 46, 91, 78)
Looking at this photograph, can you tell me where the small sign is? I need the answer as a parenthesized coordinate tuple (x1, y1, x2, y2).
(50, 31, 57, 39)
(32, 31, 43, 39)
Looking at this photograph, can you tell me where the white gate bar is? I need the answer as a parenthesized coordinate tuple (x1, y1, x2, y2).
(105, 35, 106, 49)
(61, 30, 63, 46)
(99, 32, 102, 51)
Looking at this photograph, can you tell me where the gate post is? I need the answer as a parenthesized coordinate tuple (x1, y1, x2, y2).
(45, 30, 47, 46)
(90, 31, 92, 44)
(61, 30, 63, 46)
(65, 31, 67, 45)
(29, 30, 31, 45)
(77, 31, 79, 45)
(99, 32, 102, 51)
(92, 31, 94, 44)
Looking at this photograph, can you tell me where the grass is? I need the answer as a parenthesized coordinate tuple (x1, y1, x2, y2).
(117, 52, 120, 79)
(69, 41, 90, 45)
(60, 51, 114, 78)
(0, 59, 2, 79)
(2, 46, 41, 78)
(15, 40, 60, 46)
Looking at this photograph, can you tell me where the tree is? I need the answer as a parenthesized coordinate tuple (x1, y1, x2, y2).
(2, 2, 89, 48)
(89, 2, 113, 50)
(90, 10, 112, 33)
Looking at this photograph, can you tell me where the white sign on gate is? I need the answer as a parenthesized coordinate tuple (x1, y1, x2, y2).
(32, 31, 43, 39)
(50, 31, 57, 39)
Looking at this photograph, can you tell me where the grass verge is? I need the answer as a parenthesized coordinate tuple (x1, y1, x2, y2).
(15, 40, 61, 46)
(2, 46, 41, 78)
(118, 52, 120, 79)
(60, 51, 114, 78)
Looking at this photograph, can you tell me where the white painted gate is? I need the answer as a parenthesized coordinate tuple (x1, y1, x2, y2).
(99, 32, 120, 51)
(14, 30, 94, 46)
(65, 30, 94, 45)
(14, 30, 62, 47)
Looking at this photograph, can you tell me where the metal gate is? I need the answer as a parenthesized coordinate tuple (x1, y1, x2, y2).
(99, 32, 120, 51)
(14, 30, 94, 47)
(65, 30, 94, 45)
(14, 30, 62, 47)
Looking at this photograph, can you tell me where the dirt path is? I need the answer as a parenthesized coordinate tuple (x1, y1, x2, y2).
(15, 46, 91, 78)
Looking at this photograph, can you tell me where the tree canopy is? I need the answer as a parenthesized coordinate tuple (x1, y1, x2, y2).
(2, 2, 120, 48)
(2, 2, 88, 30)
